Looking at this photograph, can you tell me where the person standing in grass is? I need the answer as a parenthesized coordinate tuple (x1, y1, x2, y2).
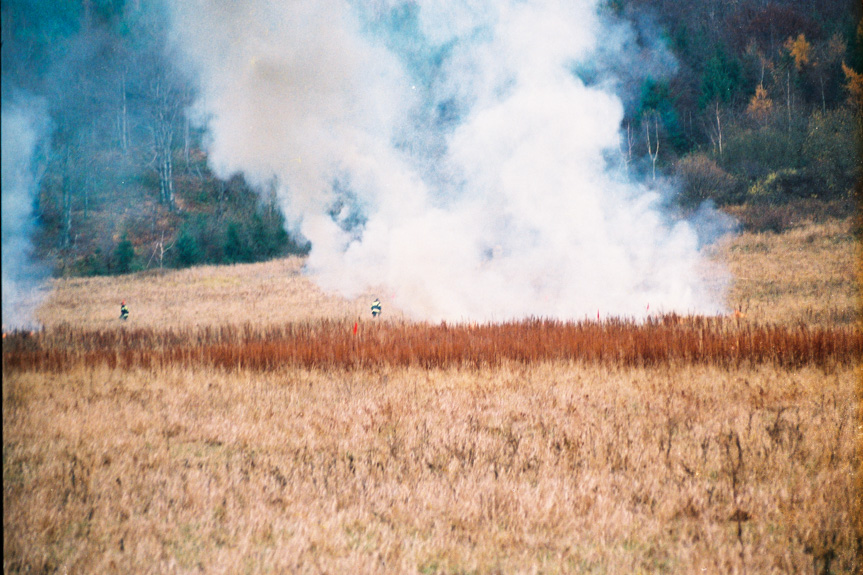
(371, 298, 382, 317)
(120, 300, 129, 320)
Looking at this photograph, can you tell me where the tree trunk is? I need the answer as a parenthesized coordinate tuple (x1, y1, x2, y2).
(786, 70, 792, 135)
(819, 75, 826, 114)
(646, 115, 659, 180)
(119, 71, 128, 154)
(164, 150, 174, 208)
(619, 122, 633, 173)
(152, 77, 177, 211)
(715, 102, 723, 157)
(184, 114, 190, 168)
(83, 173, 89, 219)
(217, 180, 226, 219)
(61, 163, 72, 248)
(157, 140, 174, 210)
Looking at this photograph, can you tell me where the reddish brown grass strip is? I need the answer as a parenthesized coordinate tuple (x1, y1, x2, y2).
(4, 315, 861, 372)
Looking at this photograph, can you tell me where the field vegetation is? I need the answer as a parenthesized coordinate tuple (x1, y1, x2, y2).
(3, 215, 862, 574)
(4, 316, 861, 374)
(721, 213, 860, 326)
(4, 362, 858, 574)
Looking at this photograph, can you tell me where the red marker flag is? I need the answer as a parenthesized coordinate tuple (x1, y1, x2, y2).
(353, 322, 358, 335)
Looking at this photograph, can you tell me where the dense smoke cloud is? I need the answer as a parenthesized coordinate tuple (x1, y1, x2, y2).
(169, 0, 731, 321)
(1, 95, 50, 330)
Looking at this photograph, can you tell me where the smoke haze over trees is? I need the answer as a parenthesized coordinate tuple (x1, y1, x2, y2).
(1, 0, 307, 284)
(612, 0, 862, 212)
(1, 0, 860, 320)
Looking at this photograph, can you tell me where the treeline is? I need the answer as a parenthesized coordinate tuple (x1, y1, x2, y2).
(1, 0, 309, 277)
(608, 0, 862, 213)
(1, 1, 861, 278)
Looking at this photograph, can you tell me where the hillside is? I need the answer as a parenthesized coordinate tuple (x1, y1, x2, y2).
(1, 1, 860, 280)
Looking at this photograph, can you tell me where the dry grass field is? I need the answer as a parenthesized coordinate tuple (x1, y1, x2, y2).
(721, 218, 860, 328)
(28, 257, 405, 331)
(3, 216, 862, 574)
(23, 215, 859, 331)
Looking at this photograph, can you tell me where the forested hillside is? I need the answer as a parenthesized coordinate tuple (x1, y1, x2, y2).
(1, 0, 860, 277)
(2, 1, 310, 277)
(606, 0, 862, 217)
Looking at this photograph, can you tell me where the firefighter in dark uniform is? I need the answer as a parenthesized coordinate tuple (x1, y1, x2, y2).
(371, 298, 382, 317)
(120, 301, 129, 320)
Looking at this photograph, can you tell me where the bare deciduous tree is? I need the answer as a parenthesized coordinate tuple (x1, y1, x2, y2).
(148, 69, 187, 211)
(645, 114, 660, 180)
(619, 122, 634, 173)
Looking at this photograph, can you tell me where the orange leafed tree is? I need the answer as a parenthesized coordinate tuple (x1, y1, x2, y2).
(747, 84, 773, 122)
(785, 33, 811, 70)
(841, 62, 863, 109)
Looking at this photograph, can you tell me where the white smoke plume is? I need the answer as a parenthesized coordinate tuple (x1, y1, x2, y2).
(169, 0, 730, 321)
(1, 95, 50, 330)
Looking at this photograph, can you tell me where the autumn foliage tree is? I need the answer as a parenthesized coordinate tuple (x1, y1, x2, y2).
(842, 61, 863, 109)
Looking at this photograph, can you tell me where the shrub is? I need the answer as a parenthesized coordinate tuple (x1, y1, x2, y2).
(801, 108, 861, 200)
(5, 318, 861, 371)
(724, 198, 856, 233)
(174, 227, 200, 266)
(675, 153, 742, 205)
(251, 211, 288, 259)
(73, 248, 109, 276)
(223, 222, 249, 264)
(746, 169, 815, 203)
(112, 234, 135, 274)
(720, 122, 805, 181)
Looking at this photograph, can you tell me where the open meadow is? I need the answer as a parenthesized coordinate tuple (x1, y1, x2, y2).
(3, 216, 862, 574)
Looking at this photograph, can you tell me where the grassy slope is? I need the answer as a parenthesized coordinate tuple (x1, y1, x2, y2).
(33, 217, 859, 330)
(4, 217, 862, 574)
(35, 257, 406, 330)
(722, 218, 860, 326)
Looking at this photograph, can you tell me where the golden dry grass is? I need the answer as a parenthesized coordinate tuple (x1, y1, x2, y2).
(33, 257, 406, 331)
(29, 216, 860, 330)
(3, 216, 862, 574)
(4, 362, 858, 573)
(721, 218, 860, 327)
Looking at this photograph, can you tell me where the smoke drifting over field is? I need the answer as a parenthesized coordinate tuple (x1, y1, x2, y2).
(1, 96, 50, 330)
(169, 0, 731, 321)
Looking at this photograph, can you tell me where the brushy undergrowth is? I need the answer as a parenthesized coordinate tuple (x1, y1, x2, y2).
(4, 314, 861, 372)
